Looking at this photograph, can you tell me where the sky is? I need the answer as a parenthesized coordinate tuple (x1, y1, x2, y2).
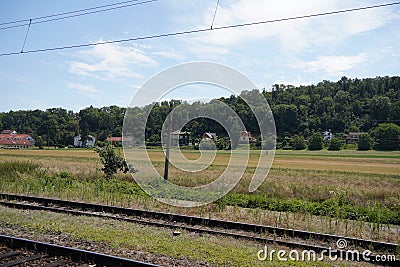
(0, 0, 399, 112)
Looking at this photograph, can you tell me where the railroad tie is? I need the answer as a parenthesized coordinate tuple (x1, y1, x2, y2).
(0, 251, 20, 260)
(1, 254, 42, 267)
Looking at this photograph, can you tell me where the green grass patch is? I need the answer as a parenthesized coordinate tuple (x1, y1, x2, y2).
(0, 160, 399, 226)
(218, 193, 400, 225)
(0, 161, 39, 176)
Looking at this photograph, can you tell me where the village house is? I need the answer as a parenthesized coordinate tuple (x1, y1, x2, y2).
(73, 135, 96, 148)
(0, 130, 35, 149)
(322, 130, 335, 141)
(106, 136, 122, 146)
(343, 132, 364, 144)
(170, 130, 190, 146)
(239, 131, 255, 143)
(202, 132, 217, 141)
(106, 136, 134, 147)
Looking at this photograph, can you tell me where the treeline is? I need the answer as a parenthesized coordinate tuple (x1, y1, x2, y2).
(264, 76, 400, 137)
(0, 76, 399, 149)
(0, 106, 125, 147)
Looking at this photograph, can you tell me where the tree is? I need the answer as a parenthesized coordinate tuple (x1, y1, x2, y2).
(372, 123, 400, 150)
(357, 133, 373, 151)
(348, 125, 360, 133)
(370, 96, 391, 122)
(79, 121, 90, 147)
(37, 136, 43, 149)
(328, 138, 342, 151)
(292, 135, 306, 150)
(308, 133, 323, 151)
(95, 144, 131, 179)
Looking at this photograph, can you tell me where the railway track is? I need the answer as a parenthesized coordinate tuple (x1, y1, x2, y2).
(0, 193, 398, 266)
(0, 234, 161, 267)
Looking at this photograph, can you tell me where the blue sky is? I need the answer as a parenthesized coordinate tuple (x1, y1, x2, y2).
(0, 0, 399, 112)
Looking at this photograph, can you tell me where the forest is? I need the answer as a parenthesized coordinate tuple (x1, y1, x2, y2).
(1, 76, 400, 150)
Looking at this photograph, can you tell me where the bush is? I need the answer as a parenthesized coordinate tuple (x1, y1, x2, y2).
(95, 144, 132, 179)
(357, 133, 373, 151)
(372, 123, 400, 150)
(328, 138, 342, 151)
(292, 135, 306, 150)
(308, 133, 323, 151)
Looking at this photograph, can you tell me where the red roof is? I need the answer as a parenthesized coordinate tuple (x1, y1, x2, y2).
(106, 137, 123, 142)
(240, 131, 252, 136)
(1, 130, 15, 134)
(0, 139, 33, 146)
(0, 134, 31, 139)
(0, 133, 34, 146)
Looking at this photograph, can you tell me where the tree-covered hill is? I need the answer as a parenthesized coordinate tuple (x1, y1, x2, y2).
(262, 76, 400, 137)
(1, 76, 399, 149)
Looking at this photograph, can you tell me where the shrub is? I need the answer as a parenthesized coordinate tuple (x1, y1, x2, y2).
(308, 133, 323, 151)
(292, 135, 306, 150)
(328, 138, 342, 151)
(95, 144, 132, 179)
(372, 123, 400, 150)
(357, 133, 373, 151)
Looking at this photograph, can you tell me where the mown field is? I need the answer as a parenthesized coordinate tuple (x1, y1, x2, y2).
(0, 148, 399, 245)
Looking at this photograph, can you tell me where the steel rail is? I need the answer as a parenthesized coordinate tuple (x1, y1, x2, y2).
(0, 193, 398, 265)
(0, 234, 162, 267)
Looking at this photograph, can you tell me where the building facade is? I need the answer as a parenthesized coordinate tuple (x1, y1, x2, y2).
(0, 130, 35, 149)
(73, 135, 96, 148)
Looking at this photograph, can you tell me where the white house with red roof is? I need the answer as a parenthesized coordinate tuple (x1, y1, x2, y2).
(0, 130, 35, 149)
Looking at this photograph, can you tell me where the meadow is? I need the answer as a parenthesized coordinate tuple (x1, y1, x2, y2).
(0, 148, 399, 244)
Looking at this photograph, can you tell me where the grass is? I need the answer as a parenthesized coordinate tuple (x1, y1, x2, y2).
(0, 206, 378, 267)
(0, 149, 399, 244)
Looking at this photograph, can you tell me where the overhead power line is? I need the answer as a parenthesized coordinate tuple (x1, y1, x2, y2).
(0, 0, 158, 30)
(211, 0, 220, 29)
(0, 1, 399, 57)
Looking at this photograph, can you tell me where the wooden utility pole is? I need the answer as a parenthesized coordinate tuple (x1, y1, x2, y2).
(163, 104, 173, 182)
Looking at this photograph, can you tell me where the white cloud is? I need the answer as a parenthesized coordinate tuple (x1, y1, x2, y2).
(67, 83, 101, 99)
(189, 0, 397, 53)
(68, 40, 158, 80)
(296, 53, 368, 76)
(152, 49, 184, 60)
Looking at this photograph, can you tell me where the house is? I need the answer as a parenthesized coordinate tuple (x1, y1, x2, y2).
(106, 136, 134, 147)
(170, 130, 190, 146)
(202, 132, 217, 141)
(239, 131, 255, 143)
(322, 131, 335, 141)
(106, 136, 122, 146)
(1, 130, 17, 134)
(0, 130, 35, 149)
(343, 132, 364, 144)
(73, 135, 96, 148)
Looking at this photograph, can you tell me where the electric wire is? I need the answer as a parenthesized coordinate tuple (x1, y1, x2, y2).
(20, 19, 32, 53)
(0, 0, 153, 26)
(211, 0, 220, 29)
(0, 0, 158, 30)
(0, 1, 399, 57)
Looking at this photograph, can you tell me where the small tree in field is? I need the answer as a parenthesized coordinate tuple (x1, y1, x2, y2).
(357, 133, 373, 151)
(95, 144, 131, 179)
(308, 133, 323, 151)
